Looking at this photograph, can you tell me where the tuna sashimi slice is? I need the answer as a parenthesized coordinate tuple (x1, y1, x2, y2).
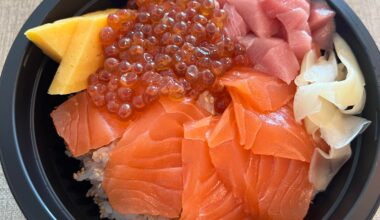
(253, 41, 300, 84)
(223, 3, 248, 40)
(277, 8, 310, 32)
(277, 8, 312, 59)
(245, 37, 284, 64)
(244, 37, 300, 84)
(261, 0, 310, 18)
(50, 92, 131, 157)
(287, 30, 313, 59)
(181, 117, 249, 220)
(221, 67, 295, 112)
(308, 1, 336, 30)
(309, 1, 336, 49)
(312, 20, 335, 50)
(228, 0, 280, 37)
(103, 99, 209, 218)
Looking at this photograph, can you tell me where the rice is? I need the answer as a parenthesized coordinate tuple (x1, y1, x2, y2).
(73, 143, 169, 220)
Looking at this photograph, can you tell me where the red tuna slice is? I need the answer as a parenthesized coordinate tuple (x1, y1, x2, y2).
(223, 3, 249, 40)
(103, 98, 209, 218)
(309, 1, 336, 49)
(181, 117, 249, 220)
(246, 37, 300, 84)
(50, 92, 131, 157)
(287, 30, 313, 59)
(261, 0, 310, 18)
(309, 0, 336, 30)
(221, 67, 296, 113)
(277, 8, 312, 59)
(312, 16, 336, 50)
(277, 8, 310, 32)
(238, 33, 257, 49)
(228, 0, 280, 37)
(244, 37, 284, 63)
(216, 0, 228, 7)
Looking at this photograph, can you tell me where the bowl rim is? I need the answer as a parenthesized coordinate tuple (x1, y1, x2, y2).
(0, 0, 379, 219)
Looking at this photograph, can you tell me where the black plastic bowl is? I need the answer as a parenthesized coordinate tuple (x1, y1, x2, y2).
(0, 0, 379, 219)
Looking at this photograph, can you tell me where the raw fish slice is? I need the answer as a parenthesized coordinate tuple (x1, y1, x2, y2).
(244, 37, 300, 84)
(276, 8, 312, 59)
(286, 30, 312, 60)
(221, 67, 296, 112)
(309, 1, 335, 49)
(103, 99, 209, 218)
(238, 33, 257, 49)
(230, 95, 315, 162)
(261, 0, 310, 18)
(208, 125, 313, 220)
(265, 157, 312, 220)
(181, 117, 249, 220)
(215, 68, 314, 161)
(245, 155, 313, 220)
(208, 106, 250, 199)
(308, 0, 335, 30)
(51, 92, 131, 157)
(228, 0, 280, 37)
(117, 98, 207, 147)
(254, 42, 300, 84)
(312, 20, 335, 50)
(223, 3, 248, 40)
(244, 37, 284, 64)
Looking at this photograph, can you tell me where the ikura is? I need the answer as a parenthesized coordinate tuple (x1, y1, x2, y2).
(87, 0, 249, 119)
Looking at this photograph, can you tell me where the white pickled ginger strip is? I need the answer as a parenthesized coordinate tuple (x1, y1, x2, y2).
(308, 99, 370, 149)
(309, 145, 351, 192)
(294, 34, 371, 192)
(296, 50, 338, 86)
(294, 34, 366, 122)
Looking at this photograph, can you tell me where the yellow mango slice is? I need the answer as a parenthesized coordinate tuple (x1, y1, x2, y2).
(24, 9, 116, 62)
(48, 15, 107, 95)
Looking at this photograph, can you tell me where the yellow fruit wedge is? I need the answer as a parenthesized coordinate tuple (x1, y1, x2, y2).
(48, 15, 108, 95)
(24, 9, 116, 62)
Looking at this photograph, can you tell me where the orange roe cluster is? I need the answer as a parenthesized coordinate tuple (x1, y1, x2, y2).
(87, 0, 249, 119)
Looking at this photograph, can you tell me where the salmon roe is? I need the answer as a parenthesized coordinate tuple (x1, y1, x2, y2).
(87, 0, 249, 119)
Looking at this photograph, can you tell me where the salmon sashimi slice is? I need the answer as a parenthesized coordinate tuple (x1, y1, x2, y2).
(230, 94, 315, 162)
(181, 117, 249, 220)
(218, 68, 315, 161)
(204, 107, 313, 219)
(244, 154, 313, 220)
(50, 92, 131, 157)
(103, 98, 209, 218)
(221, 67, 296, 113)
